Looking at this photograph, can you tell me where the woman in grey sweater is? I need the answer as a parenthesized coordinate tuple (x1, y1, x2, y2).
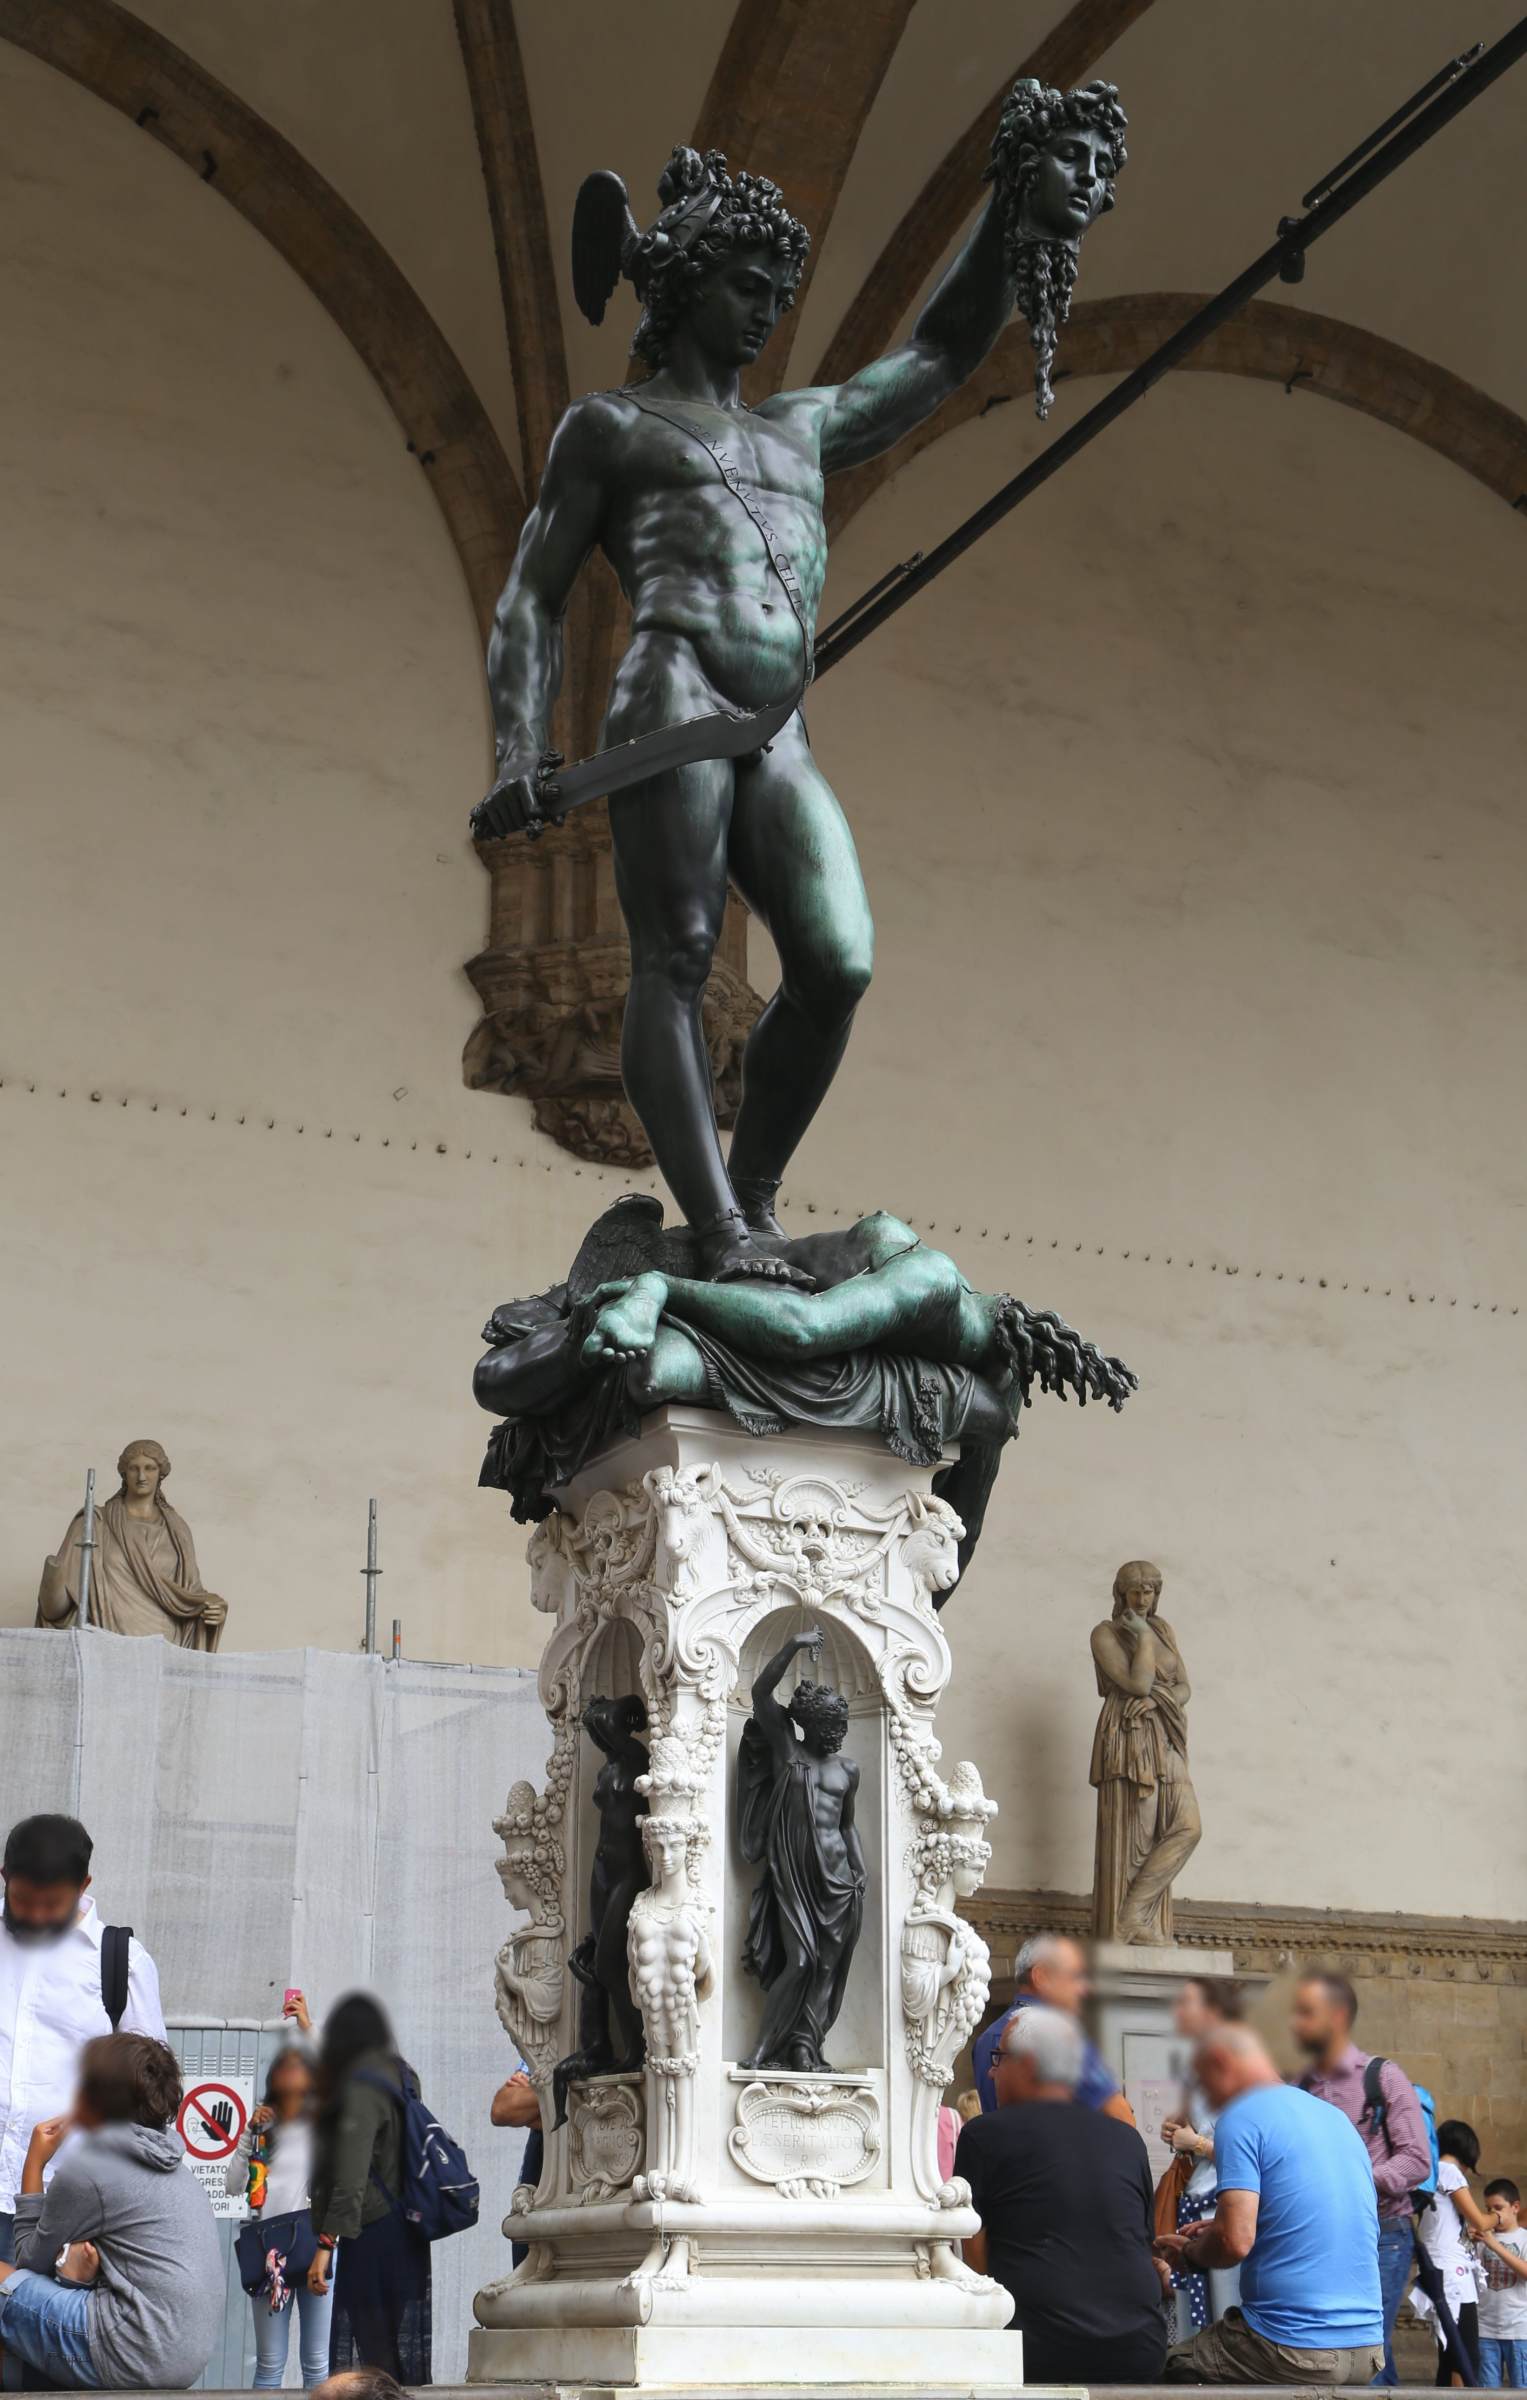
(0, 2032, 223, 2390)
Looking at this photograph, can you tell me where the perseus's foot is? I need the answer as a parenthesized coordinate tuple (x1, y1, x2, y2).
(732, 1175, 788, 1243)
(698, 1214, 815, 1288)
(582, 1271, 668, 1368)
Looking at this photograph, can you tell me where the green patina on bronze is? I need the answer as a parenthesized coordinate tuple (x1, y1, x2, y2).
(470, 93, 1134, 1570)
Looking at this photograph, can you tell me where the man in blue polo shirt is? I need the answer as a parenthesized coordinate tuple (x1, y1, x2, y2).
(973, 1932, 1133, 2122)
(1159, 2025, 1384, 2385)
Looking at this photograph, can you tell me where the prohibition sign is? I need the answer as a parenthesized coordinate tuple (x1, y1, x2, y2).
(178, 2081, 247, 2160)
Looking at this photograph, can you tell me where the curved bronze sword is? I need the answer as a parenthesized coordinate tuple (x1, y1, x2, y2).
(469, 688, 801, 842)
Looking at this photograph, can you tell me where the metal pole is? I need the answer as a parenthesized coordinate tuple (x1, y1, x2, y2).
(391, 1619, 402, 1662)
(77, 1468, 97, 1628)
(361, 1498, 380, 1655)
(812, 16, 1527, 682)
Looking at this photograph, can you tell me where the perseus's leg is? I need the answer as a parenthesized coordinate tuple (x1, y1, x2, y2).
(610, 756, 808, 1284)
(609, 755, 736, 1228)
(726, 722, 874, 1230)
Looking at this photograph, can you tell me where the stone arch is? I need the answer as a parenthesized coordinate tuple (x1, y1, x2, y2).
(826, 294, 1527, 541)
(0, 0, 524, 633)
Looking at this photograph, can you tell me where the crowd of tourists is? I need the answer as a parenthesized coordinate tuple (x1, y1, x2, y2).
(957, 1932, 1527, 2388)
(0, 1812, 469, 2393)
(2, 1814, 1522, 2393)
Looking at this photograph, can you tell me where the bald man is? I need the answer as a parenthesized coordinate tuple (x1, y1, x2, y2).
(973, 1932, 1133, 2122)
(1158, 2027, 1384, 2385)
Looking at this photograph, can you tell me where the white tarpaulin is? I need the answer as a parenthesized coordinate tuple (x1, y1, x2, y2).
(0, 1626, 547, 2383)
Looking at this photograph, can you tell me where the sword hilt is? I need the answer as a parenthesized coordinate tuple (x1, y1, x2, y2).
(471, 749, 566, 842)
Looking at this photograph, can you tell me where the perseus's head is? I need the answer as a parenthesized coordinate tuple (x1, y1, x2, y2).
(572, 146, 809, 371)
(787, 1679, 850, 1759)
(986, 77, 1128, 418)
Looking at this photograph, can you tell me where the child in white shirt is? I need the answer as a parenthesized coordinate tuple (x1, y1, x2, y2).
(1476, 2178, 1527, 2390)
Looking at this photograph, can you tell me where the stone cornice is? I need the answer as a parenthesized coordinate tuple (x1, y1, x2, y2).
(965, 1888, 1527, 1982)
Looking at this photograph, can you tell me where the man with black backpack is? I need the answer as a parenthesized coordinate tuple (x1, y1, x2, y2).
(0, 1813, 166, 2264)
(1293, 1972, 1433, 2387)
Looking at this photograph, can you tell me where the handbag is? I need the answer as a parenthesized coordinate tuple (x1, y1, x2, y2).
(235, 2208, 319, 2298)
(1153, 2144, 1194, 2239)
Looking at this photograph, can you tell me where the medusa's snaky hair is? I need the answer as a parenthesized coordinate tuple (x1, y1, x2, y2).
(572, 146, 809, 368)
(986, 78, 1128, 420)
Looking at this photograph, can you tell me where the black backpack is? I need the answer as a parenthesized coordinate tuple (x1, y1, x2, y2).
(100, 1925, 132, 2030)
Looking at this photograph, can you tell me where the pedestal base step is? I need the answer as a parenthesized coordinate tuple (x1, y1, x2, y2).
(467, 2324, 1026, 2392)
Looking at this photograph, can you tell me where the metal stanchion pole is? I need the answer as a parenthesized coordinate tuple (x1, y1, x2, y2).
(361, 1498, 380, 1655)
(78, 1468, 97, 1627)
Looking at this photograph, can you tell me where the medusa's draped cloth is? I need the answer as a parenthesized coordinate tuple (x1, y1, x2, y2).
(37, 1493, 227, 1650)
(737, 1721, 863, 2064)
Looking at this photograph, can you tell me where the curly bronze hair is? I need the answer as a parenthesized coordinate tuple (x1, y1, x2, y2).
(787, 1679, 849, 1754)
(986, 78, 1128, 419)
(631, 147, 810, 367)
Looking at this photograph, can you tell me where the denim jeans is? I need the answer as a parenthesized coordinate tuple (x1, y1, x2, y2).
(0, 2268, 100, 2388)
(0, 2216, 12, 2264)
(1375, 2216, 1415, 2385)
(1479, 2337, 1527, 2388)
(252, 2281, 334, 2389)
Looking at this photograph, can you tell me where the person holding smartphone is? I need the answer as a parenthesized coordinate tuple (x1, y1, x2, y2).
(226, 1992, 328, 2390)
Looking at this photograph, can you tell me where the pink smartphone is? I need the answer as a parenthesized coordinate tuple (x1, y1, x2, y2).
(283, 1988, 302, 2015)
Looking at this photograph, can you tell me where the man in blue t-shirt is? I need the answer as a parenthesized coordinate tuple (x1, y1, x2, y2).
(973, 1933, 1133, 2123)
(1159, 2026, 1384, 2385)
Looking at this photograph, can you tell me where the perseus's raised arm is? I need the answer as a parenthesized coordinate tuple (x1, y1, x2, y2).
(485, 396, 613, 769)
(810, 198, 1015, 476)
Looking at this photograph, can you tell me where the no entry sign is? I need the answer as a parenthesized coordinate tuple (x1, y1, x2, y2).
(177, 2076, 254, 2216)
(179, 2080, 248, 2159)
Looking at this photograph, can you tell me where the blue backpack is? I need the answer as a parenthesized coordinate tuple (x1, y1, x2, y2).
(1362, 2055, 1439, 2205)
(360, 2067, 479, 2242)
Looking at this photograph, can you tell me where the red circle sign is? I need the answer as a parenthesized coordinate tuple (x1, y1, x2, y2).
(178, 2081, 247, 2160)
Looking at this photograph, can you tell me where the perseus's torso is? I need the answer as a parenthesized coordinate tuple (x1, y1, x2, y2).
(599, 392, 829, 708)
(801, 1754, 855, 1854)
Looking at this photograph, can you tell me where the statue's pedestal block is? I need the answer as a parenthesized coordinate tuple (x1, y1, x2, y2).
(1090, 1942, 1241, 2181)
(473, 1408, 1016, 2391)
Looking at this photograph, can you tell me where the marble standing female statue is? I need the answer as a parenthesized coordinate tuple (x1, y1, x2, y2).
(1089, 1560, 1200, 1944)
(36, 1439, 229, 1650)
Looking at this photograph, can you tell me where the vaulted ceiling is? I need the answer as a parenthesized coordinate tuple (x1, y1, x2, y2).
(6, 0, 1523, 1164)
(11, 0, 1525, 676)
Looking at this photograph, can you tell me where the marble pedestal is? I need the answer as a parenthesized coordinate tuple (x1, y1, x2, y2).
(1089, 1942, 1240, 2180)
(471, 1408, 1017, 2392)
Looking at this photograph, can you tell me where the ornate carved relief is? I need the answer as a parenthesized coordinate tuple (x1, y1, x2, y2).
(716, 1470, 964, 1622)
(629, 1751, 715, 2205)
(464, 919, 760, 1167)
(900, 1762, 996, 2203)
(728, 2076, 881, 2198)
(492, 1772, 569, 2091)
(568, 2076, 645, 2202)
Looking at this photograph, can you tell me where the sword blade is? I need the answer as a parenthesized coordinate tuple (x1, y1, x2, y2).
(547, 691, 802, 814)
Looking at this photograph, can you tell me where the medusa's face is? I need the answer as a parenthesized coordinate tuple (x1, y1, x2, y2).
(1020, 127, 1117, 243)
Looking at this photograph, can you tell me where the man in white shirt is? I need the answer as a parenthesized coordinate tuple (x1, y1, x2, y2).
(0, 1813, 166, 2258)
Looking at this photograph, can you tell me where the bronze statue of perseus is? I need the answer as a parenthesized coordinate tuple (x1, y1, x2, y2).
(472, 82, 1125, 1286)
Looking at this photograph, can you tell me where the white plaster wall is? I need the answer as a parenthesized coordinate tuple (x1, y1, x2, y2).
(788, 380, 1527, 1923)
(3, 49, 1524, 1918)
(0, 48, 621, 1673)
